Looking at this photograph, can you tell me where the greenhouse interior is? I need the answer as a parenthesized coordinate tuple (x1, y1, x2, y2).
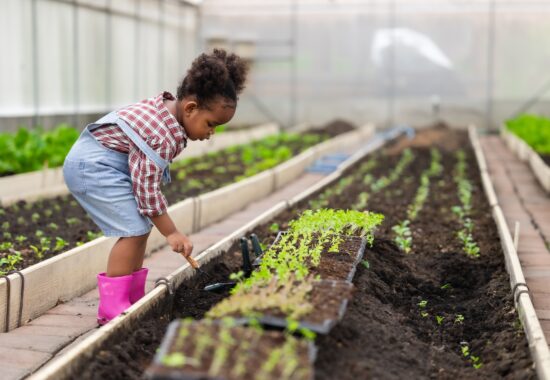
(1, 0, 550, 379)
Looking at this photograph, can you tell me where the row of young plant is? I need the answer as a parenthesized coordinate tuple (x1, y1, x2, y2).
(452, 150, 480, 258)
(295, 146, 489, 371)
(310, 148, 415, 211)
(150, 209, 384, 379)
(0, 131, 329, 275)
(506, 114, 550, 155)
(391, 148, 442, 253)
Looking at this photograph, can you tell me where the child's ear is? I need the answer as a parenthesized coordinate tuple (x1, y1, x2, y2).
(183, 100, 198, 116)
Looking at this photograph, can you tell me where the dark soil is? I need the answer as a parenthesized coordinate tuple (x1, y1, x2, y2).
(75, 125, 534, 380)
(541, 153, 550, 166)
(0, 122, 355, 274)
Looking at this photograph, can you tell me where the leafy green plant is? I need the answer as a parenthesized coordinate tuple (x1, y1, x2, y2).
(506, 114, 550, 154)
(0, 124, 79, 175)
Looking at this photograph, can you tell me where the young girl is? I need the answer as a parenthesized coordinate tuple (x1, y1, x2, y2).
(63, 49, 248, 325)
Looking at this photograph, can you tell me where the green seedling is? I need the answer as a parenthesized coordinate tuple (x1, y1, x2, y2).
(30, 244, 47, 259)
(436, 315, 444, 325)
(392, 220, 412, 253)
(361, 260, 370, 269)
(418, 300, 428, 308)
(66, 217, 80, 226)
(31, 213, 40, 223)
(17, 216, 25, 225)
(15, 235, 27, 243)
(440, 283, 452, 290)
(269, 223, 279, 233)
(454, 314, 465, 324)
(48, 222, 59, 230)
(1, 221, 9, 230)
(0, 242, 13, 251)
(54, 237, 68, 251)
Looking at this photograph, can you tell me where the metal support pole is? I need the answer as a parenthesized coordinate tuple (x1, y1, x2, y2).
(486, 0, 496, 131)
(134, 0, 141, 99)
(290, 0, 298, 129)
(158, 0, 164, 92)
(388, 0, 396, 129)
(72, 0, 80, 127)
(31, 0, 39, 127)
(105, 0, 112, 109)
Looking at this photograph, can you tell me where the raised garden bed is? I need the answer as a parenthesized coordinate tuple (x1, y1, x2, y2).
(0, 123, 279, 205)
(145, 319, 315, 380)
(502, 114, 550, 192)
(63, 124, 535, 380)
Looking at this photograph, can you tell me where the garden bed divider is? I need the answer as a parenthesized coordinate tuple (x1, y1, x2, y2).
(29, 124, 400, 380)
(0, 124, 374, 333)
(501, 128, 550, 193)
(470, 126, 550, 379)
(0, 123, 279, 206)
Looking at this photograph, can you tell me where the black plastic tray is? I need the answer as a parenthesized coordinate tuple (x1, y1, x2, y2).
(146, 319, 317, 380)
(232, 279, 354, 335)
(253, 231, 367, 283)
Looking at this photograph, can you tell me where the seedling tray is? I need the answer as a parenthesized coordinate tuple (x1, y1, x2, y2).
(146, 319, 316, 380)
(253, 231, 367, 283)
(230, 280, 354, 335)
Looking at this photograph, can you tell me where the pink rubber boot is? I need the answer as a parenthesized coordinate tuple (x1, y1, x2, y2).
(96, 273, 133, 325)
(130, 268, 148, 304)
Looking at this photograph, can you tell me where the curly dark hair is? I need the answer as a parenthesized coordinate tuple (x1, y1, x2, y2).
(176, 48, 249, 108)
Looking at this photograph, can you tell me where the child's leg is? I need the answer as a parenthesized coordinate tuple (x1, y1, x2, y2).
(106, 232, 150, 277)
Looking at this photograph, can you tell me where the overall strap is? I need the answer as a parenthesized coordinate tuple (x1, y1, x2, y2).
(86, 111, 120, 132)
(114, 115, 172, 184)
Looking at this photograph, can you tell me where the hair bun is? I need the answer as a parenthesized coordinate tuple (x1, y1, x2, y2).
(177, 48, 249, 105)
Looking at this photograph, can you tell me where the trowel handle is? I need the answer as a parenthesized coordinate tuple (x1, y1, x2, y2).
(185, 256, 200, 269)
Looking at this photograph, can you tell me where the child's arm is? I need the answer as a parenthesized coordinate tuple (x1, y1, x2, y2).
(151, 213, 193, 258)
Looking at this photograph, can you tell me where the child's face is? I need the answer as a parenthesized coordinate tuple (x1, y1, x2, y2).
(179, 96, 236, 141)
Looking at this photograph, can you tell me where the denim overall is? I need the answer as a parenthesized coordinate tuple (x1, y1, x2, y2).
(63, 111, 171, 237)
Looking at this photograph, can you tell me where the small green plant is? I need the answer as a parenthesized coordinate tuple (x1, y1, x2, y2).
(392, 220, 412, 253)
(31, 212, 40, 223)
(66, 217, 80, 226)
(0, 242, 13, 251)
(269, 223, 279, 233)
(15, 235, 27, 243)
(435, 315, 444, 325)
(418, 299, 428, 308)
(30, 244, 47, 259)
(361, 260, 370, 269)
(54, 237, 68, 251)
(48, 222, 59, 230)
(454, 314, 464, 324)
(0, 251, 23, 274)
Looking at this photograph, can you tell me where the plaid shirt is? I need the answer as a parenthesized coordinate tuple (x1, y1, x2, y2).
(91, 92, 187, 217)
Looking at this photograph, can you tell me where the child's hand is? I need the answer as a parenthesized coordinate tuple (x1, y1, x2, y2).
(167, 231, 193, 258)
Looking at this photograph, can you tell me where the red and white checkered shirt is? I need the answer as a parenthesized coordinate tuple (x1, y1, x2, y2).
(91, 92, 187, 217)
